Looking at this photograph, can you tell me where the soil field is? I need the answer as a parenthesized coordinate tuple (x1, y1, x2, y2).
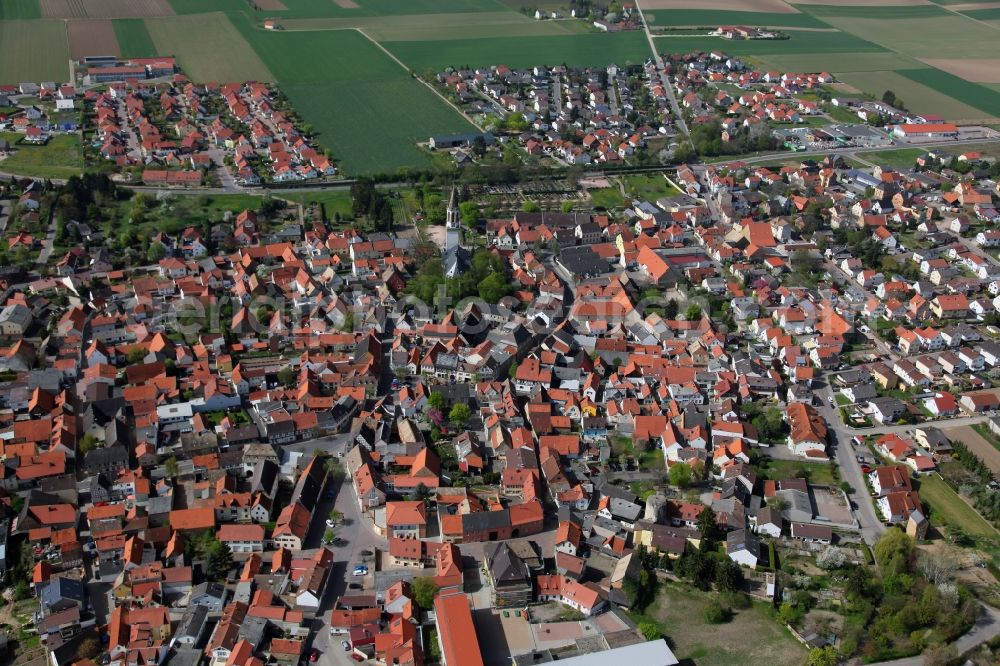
(642, 0, 799, 12)
(919, 58, 1000, 83)
(145, 12, 274, 82)
(941, 425, 1000, 475)
(68, 19, 120, 59)
(791, 0, 931, 4)
(113, 18, 157, 57)
(0, 19, 70, 82)
(41, 0, 174, 18)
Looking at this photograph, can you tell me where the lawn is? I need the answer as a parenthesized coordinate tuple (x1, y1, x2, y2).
(144, 12, 275, 82)
(0, 19, 70, 82)
(917, 474, 998, 540)
(588, 187, 624, 210)
(280, 190, 353, 218)
(0, 0, 40, 19)
(0, 133, 83, 179)
(114, 18, 158, 58)
(232, 19, 476, 173)
(860, 148, 924, 170)
(622, 174, 681, 202)
(382, 31, 652, 70)
(123, 192, 266, 234)
(640, 583, 807, 666)
(810, 14, 998, 60)
(762, 458, 836, 486)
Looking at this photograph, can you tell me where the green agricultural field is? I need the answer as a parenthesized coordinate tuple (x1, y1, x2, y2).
(230, 21, 475, 172)
(0, 133, 83, 179)
(798, 4, 950, 19)
(145, 13, 274, 82)
(382, 31, 652, 70)
(169, 0, 507, 18)
(654, 29, 885, 56)
(0, 0, 40, 20)
(898, 68, 1000, 118)
(278, 11, 588, 41)
(0, 20, 69, 82)
(753, 51, 918, 74)
(113, 18, 157, 58)
(961, 8, 1000, 20)
(812, 14, 998, 60)
(647, 9, 830, 28)
(835, 69, 995, 122)
(917, 475, 998, 540)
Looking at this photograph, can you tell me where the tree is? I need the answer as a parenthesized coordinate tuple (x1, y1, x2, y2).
(147, 243, 166, 262)
(664, 298, 679, 320)
(428, 392, 446, 411)
(697, 505, 719, 543)
(807, 646, 837, 666)
(478, 272, 512, 304)
(412, 576, 439, 610)
(703, 600, 730, 624)
(459, 201, 479, 228)
(164, 455, 179, 479)
(816, 546, 846, 570)
(415, 482, 430, 500)
(79, 433, 99, 456)
(522, 200, 540, 213)
(882, 90, 897, 107)
(75, 638, 101, 661)
(561, 201, 574, 213)
(684, 304, 702, 320)
(715, 559, 743, 592)
(449, 403, 471, 428)
(638, 621, 661, 641)
(329, 509, 343, 524)
(874, 529, 914, 576)
(668, 462, 692, 488)
(276, 366, 296, 387)
(206, 539, 234, 581)
(126, 346, 147, 364)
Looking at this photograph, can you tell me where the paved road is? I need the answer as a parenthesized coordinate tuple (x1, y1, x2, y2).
(815, 378, 886, 545)
(634, 0, 691, 145)
(35, 206, 56, 265)
(868, 603, 1000, 666)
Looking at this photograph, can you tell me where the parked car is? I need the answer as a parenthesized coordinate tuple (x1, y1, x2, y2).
(309, 650, 320, 663)
(341, 640, 350, 651)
